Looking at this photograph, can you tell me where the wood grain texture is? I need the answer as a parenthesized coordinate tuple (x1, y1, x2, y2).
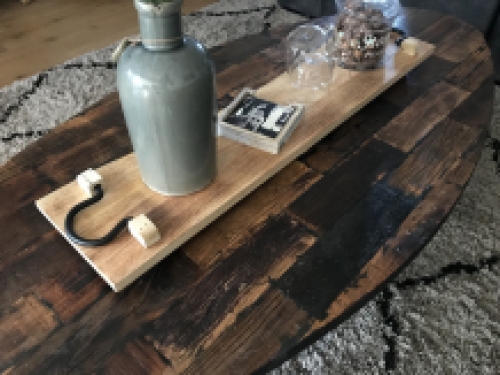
(300, 95, 401, 172)
(449, 76, 496, 131)
(182, 161, 321, 270)
(307, 179, 463, 334)
(417, 15, 486, 63)
(375, 81, 469, 152)
(35, 260, 106, 323)
(380, 55, 455, 108)
(446, 44, 493, 92)
(104, 339, 173, 375)
(36, 40, 435, 292)
(0, 10, 495, 375)
(388, 118, 482, 197)
(279, 182, 418, 319)
(0, 0, 218, 87)
(289, 139, 406, 233)
(181, 289, 311, 375)
(0, 295, 58, 364)
(147, 215, 315, 373)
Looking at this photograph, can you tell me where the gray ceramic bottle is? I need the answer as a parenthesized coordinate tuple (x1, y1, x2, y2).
(117, 0, 217, 196)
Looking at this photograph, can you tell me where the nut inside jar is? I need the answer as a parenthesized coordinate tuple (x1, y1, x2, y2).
(334, 2, 390, 70)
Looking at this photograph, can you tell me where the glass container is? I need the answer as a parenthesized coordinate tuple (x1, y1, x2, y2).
(285, 24, 335, 90)
(334, 0, 394, 70)
(335, 0, 401, 23)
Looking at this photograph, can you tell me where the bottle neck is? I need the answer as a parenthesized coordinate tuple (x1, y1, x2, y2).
(138, 12, 183, 51)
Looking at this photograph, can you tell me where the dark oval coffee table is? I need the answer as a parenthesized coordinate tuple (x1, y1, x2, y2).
(0, 8, 495, 374)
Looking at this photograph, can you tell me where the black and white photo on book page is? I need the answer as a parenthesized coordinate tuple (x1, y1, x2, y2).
(218, 88, 305, 154)
(224, 91, 297, 138)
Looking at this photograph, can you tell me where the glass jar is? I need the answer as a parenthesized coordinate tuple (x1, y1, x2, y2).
(334, 0, 394, 70)
(335, 0, 401, 23)
(285, 23, 335, 90)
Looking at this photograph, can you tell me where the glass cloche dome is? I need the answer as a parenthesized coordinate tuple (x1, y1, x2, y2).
(336, 0, 401, 23)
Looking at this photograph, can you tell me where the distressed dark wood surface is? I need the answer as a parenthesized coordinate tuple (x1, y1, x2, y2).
(0, 8, 495, 374)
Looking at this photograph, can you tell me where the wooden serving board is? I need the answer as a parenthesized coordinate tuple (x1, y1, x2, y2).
(36, 40, 434, 292)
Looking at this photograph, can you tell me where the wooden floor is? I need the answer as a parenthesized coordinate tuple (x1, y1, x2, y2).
(0, 0, 217, 89)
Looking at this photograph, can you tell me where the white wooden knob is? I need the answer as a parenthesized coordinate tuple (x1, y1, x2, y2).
(77, 169, 103, 197)
(401, 37, 419, 56)
(128, 214, 161, 248)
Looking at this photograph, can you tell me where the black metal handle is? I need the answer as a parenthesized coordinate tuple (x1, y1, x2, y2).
(64, 184, 132, 247)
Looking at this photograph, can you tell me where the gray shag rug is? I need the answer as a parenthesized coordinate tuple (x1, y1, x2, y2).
(1, 1, 499, 373)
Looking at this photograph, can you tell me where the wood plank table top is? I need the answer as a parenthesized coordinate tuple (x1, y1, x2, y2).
(35, 39, 435, 292)
(0, 8, 495, 374)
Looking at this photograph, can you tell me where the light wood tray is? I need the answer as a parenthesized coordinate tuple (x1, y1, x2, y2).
(36, 41, 434, 292)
